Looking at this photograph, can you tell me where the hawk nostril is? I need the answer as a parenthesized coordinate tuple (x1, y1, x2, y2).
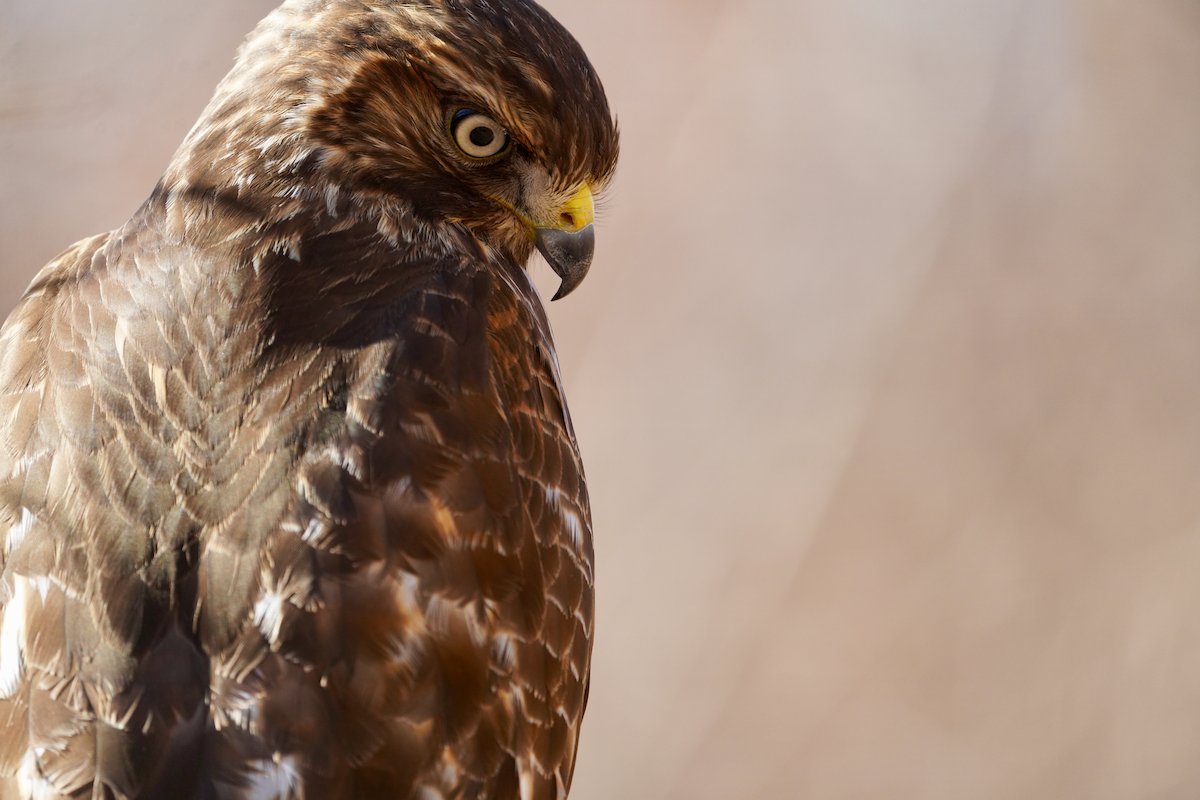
(559, 212, 576, 228)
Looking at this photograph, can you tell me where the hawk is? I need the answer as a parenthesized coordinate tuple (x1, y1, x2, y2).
(0, 0, 617, 797)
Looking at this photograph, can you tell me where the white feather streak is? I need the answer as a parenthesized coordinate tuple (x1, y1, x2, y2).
(6, 507, 33, 555)
(560, 507, 583, 552)
(0, 576, 30, 698)
(245, 755, 301, 800)
(29, 576, 49, 604)
(253, 592, 286, 644)
(543, 487, 583, 552)
(17, 750, 57, 800)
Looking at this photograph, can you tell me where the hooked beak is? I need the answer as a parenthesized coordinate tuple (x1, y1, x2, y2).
(533, 183, 595, 300)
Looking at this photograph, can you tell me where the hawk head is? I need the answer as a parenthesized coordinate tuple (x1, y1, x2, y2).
(165, 0, 620, 299)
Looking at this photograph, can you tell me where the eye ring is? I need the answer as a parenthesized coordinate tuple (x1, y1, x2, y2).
(450, 109, 511, 160)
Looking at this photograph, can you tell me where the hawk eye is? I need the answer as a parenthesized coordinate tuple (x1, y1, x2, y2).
(451, 109, 510, 160)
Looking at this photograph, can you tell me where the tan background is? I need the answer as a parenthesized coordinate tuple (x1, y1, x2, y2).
(3, 0, 1200, 797)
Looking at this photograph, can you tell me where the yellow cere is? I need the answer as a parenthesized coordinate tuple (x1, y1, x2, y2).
(551, 183, 594, 232)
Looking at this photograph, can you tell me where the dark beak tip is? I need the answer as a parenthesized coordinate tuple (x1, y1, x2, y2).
(535, 224, 595, 301)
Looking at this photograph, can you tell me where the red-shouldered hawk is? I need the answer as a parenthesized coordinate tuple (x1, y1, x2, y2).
(0, 1, 618, 797)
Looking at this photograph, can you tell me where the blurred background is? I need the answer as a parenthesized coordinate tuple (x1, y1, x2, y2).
(3, 0, 1200, 797)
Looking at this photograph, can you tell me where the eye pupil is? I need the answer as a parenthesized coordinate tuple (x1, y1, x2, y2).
(469, 126, 495, 147)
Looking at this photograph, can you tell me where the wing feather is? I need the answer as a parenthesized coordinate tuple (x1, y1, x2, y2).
(0, 193, 593, 800)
